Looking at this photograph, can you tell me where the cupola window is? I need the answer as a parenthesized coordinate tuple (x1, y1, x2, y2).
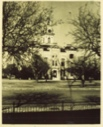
(48, 37, 51, 43)
(48, 29, 51, 33)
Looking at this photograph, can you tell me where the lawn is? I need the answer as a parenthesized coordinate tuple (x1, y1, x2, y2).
(2, 79, 100, 106)
(2, 79, 100, 124)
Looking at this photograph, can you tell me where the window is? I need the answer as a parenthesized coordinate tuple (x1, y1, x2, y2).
(61, 61, 65, 66)
(43, 47, 49, 51)
(60, 48, 65, 52)
(52, 60, 57, 66)
(48, 37, 51, 43)
(69, 54, 74, 59)
(55, 61, 57, 66)
(48, 29, 51, 33)
(61, 58, 65, 66)
(61, 70, 65, 76)
(52, 60, 54, 66)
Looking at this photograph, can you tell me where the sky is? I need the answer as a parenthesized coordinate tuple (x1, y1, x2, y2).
(40, 1, 100, 46)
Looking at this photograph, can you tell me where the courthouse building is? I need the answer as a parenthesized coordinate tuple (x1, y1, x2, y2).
(37, 21, 78, 80)
(2, 19, 79, 80)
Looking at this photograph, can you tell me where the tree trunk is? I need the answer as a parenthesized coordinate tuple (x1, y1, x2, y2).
(36, 75, 38, 82)
(45, 74, 48, 82)
(81, 79, 85, 87)
(81, 75, 85, 87)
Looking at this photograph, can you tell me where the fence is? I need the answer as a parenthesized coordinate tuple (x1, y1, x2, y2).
(2, 101, 100, 113)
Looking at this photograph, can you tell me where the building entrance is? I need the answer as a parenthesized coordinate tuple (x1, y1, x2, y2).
(52, 69, 60, 80)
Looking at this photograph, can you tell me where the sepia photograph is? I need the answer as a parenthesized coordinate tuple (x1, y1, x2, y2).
(2, 0, 100, 124)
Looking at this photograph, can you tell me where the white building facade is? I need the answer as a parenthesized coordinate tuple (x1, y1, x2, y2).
(37, 21, 78, 80)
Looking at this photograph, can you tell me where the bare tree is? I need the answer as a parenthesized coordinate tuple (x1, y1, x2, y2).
(67, 51, 100, 87)
(30, 54, 50, 82)
(3, 1, 53, 64)
(68, 4, 100, 57)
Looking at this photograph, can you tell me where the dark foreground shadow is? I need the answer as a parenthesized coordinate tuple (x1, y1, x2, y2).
(2, 109, 100, 124)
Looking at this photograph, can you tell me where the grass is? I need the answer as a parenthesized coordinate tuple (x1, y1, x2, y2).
(2, 79, 100, 124)
(2, 79, 100, 106)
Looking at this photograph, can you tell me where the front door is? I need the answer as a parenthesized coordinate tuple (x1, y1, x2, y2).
(52, 70, 60, 80)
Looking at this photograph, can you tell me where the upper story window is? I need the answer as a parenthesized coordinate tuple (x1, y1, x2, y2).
(43, 47, 49, 51)
(69, 54, 74, 59)
(52, 60, 58, 66)
(60, 48, 65, 52)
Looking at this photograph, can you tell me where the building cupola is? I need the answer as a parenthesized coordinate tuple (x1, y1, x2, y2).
(41, 17, 55, 45)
